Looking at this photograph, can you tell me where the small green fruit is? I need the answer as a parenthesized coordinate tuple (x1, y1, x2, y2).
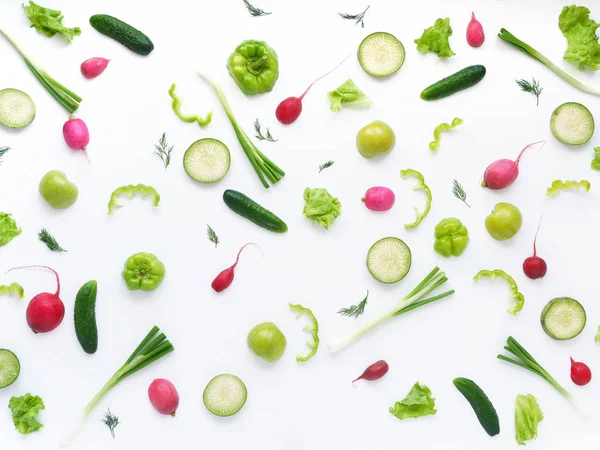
(247, 322, 286, 362)
(356, 120, 396, 158)
(39, 170, 78, 209)
(485, 202, 522, 240)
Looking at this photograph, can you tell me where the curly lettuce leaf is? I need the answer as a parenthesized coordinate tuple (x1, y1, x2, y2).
(327, 79, 372, 112)
(302, 187, 341, 229)
(0, 212, 22, 248)
(515, 394, 544, 445)
(429, 117, 463, 151)
(559, 6, 600, 71)
(546, 179, 590, 196)
(592, 147, 600, 170)
(9, 393, 45, 435)
(23, 0, 81, 43)
(389, 382, 437, 420)
(414, 18, 455, 57)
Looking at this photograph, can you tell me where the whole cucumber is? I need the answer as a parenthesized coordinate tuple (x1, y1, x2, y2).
(223, 189, 288, 233)
(453, 377, 500, 436)
(90, 14, 154, 56)
(74, 280, 98, 354)
(421, 65, 486, 100)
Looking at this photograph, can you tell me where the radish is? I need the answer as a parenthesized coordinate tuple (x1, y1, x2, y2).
(63, 116, 90, 161)
(352, 360, 389, 386)
(275, 56, 349, 125)
(466, 12, 485, 47)
(523, 216, 547, 279)
(148, 378, 179, 416)
(570, 357, 592, 386)
(211, 243, 262, 293)
(6, 265, 64, 333)
(481, 140, 545, 190)
(80, 57, 110, 79)
(361, 186, 395, 211)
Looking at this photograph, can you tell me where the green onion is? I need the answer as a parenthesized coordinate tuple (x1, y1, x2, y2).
(327, 267, 454, 353)
(498, 28, 600, 96)
(198, 73, 285, 188)
(0, 27, 82, 113)
(61, 326, 173, 445)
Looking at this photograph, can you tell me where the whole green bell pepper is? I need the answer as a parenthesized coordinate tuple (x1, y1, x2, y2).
(122, 252, 166, 291)
(227, 40, 279, 95)
(433, 218, 469, 257)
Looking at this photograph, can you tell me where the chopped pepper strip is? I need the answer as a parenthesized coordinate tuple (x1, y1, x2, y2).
(400, 169, 432, 229)
(473, 269, 525, 315)
(0, 282, 24, 299)
(289, 303, 320, 362)
(546, 179, 590, 196)
(108, 184, 161, 215)
(168, 83, 212, 127)
(429, 117, 463, 151)
(595, 326, 600, 343)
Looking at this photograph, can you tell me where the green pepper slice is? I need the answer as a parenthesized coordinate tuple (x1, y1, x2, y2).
(546, 179, 590, 196)
(122, 252, 166, 291)
(433, 218, 469, 257)
(473, 269, 525, 315)
(168, 83, 212, 127)
(108, 184, 160, 215)
(0, 282, 24, 299)
(227, 40, 279, 95)
(400, 169, 432, 229)
(289, 303, 319, 362)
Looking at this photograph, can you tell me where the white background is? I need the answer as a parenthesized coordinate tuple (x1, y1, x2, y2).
(1, 0, 600, 448)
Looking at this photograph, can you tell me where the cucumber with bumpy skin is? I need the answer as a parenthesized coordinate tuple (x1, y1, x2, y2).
(453, 377, 500, 437)
(89, 14, 154, 55)
(223, 189, 288, 233)
(74, 280, 98, 354)
(421, 65, 486, 100)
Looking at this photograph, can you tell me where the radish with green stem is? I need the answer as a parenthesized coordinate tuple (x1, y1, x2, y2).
(523, 216, 547, 279)
(482, 140, 545, 190)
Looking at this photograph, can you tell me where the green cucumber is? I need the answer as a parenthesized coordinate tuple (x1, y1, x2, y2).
(89, 14, 154, 56)
(366, 237, 411, 284)
(541, 297, 586, 340)
(203, 374, 247, 417)
(0, 88, 36, 129)
(0, 349, 20, 389)
(453, 377, 500, 437)
(421, 65, 486, 100)
(74, 280, 98, 354)
(550, 102, 594, 145)
(223, 189, 288, 233)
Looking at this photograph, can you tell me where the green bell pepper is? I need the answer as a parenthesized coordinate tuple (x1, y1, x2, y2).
(227, 40, 279, 95)
(433, 218, 469, 257)
(122, 252, 165, 291)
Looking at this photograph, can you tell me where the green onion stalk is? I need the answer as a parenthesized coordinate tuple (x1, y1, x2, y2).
(327, 267, 455, 353)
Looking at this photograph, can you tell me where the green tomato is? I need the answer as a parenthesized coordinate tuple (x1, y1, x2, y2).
(39, 170, 78, 209)
(356, 120, 395, 158)
(485, 202, 523, 240)
(247, 322, 286, 362)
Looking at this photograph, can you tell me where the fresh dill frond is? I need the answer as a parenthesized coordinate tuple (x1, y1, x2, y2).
(338, 290, 369, 319)
(153, 132, 174, 168)
(339, 5, 370, 27)
(243, 0, 272, 16)
(516, 78, 543, 106)
(207, 224, 219, 248)
(0, 146, 10, 164)
(318, 160, 335, 173)
(254, 119, 277, 142)
(101, 409, 120, 439)
(452, 179, 470, 208)
(38, 228, 67, 252)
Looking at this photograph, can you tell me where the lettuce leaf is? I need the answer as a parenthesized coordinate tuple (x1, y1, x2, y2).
(327, 79, 372, 112)
(515, 394, 544, 445)
(23, 0, 81, 43)
(9, 393, 45, 435)
(414, 18, 455, 58)
(302, 187, 341, 229)
(592, 147, 600, 170)
(389, 382, 437, 420)
(0, 212, 22, 248)
(558, 5, 600, 71)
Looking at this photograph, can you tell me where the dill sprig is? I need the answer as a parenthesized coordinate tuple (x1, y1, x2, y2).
(38, 228, 67, 252)
(207, 224, 219, 248)
(153, 132, 174, 168)
(516, 78, 543, 106)
(243, 0, 271, 16)
(339, 5, 370, 27)
(452, 179, 470, 208)
(254, 119, 277, 142)
(338, 290, 369, 319)
(318, 160, 335, 173)
(101, 409, 120, 439)
(0, 146, 10, 164)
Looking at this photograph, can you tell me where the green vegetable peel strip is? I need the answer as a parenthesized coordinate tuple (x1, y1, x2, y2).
(429, 118, 463, 151)
(474, 269, 524, 315)
(0, 282, 24, 299)
(546, 179, 590, 196)
(108, 184, 160, 214)
(400, 169, 432, 229)
(168, 84, 212, 127)
(289, 303, 319, 362)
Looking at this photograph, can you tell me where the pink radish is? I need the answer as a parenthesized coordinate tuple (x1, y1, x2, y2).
(361, 187, 395, 211)
(523, 216, 547, 279)
(481, 140, 545, 190)
(6, 265, 64, 333)
(570, 357, 592, 386)
(80, 57, 110, 79)
(211, 243, 262, 293)
(148, 378, 180, 416)
(63, 116, 90, 161)
(466, 12, 485, 47)
(352, 360, 389, 386)
(275, 56, 349, 125)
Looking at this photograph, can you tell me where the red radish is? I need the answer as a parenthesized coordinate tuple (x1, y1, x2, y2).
(361, 186, 395, 211)
(570, 357, 592, 386)
(275, 56, 350, 125)
(80, 57, 110, 79)
(6, 265, 64, 333)
(523, 216, 547, 279)
(481, 140, 545, 190)
(148, 378, 180, 416)
(352, 360, 389, 386)
(63, 116, 90, 161)
(211, 243, 262, 292)
(466, 12, 485, 47)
